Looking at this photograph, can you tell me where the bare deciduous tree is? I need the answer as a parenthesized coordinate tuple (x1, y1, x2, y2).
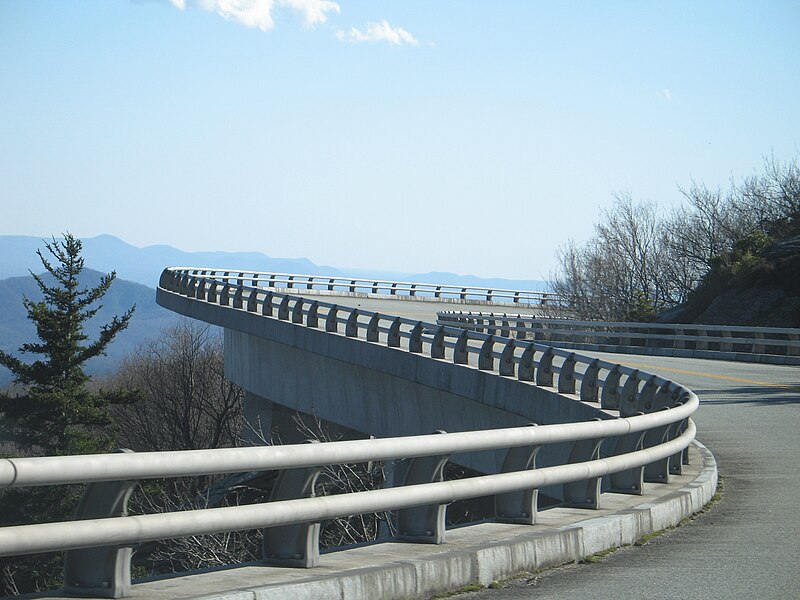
(551, 155, 799, 322)
(111, 320, 244, 452)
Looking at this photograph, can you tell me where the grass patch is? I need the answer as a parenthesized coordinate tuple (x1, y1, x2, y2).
(430, 583, 484, 598)
(635, 477, 723, 547)
(581, 547, 618, 563)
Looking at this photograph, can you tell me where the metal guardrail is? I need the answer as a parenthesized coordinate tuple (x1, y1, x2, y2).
(438, 312, 800, 366)
(0, 268, 698, 598)
(163, 267, 568, 306)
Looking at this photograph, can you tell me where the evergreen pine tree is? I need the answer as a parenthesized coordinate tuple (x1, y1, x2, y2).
(0, 233, 136, 455)
(0, 233, 137, 594)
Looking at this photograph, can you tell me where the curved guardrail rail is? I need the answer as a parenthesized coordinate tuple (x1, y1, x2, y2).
(0, 268, 700, 598)
(162, 268, 568, 306)
(437, 311, 800, 366)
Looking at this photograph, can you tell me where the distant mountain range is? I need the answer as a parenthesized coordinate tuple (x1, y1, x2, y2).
(0, 234, 549, 388)
(0, 268, 180, 387)
(0, 235, 550, 291)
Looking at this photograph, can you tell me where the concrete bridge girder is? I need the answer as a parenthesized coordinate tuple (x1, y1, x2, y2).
(224, 327, 608, 502)
(158, 287, 612, 502)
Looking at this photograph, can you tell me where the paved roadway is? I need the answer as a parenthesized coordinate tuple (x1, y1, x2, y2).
(295, 293, 800, 600)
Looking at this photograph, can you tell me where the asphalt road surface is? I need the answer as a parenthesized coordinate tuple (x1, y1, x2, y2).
(455, 353, 799, 600)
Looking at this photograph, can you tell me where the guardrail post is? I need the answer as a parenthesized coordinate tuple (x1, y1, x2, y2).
(177, 271, 190, 294)
(292, 298, 305, 324)
(499, 340, 515, 376)
(753, 332, 765, 354)
(580, 359, 600, 402)
(306, 301, 320, 328)
(517, 344, 535, 381)
(232, 285, 243, 309)
(431, 326, 446, 359)
(720, 329, 733, 352)
(478, 336, 495, 370)
(346, 310, 359, 337)
(277, 296, 290, 320)
(515, 317, 528, 340)
(454, 330, 469, 364)
(600, 365, 622, 410)
(194, 277, 207, 300)
(607, 418, 646, 495)
(563, 420, 604, 509)
(325, 306, 339, 333)
(181, 274, 194, 296)
(642, 383, 677, 483)
(536, 347, 554, 386)
(219, 283, 231, 306)
(494, 424, 540, 524)
(263, 455, 323, 568)
(409, 322, 424, 353)
(670, 408, 691, 474)
(674, 327, 685, 350)
(246, 287, 259, 312)
(63, 449, 137, 599)
(159, 269, 173, 290)
(618, 371, 651, 417)
(388, 317, 401, 347)
(696, 329, 708, 350)
(396, 432, 449, 544)
(367, 313, 380, 342)
(557, 353, 577, 394)
(789, 334, 800, 357)
(261, 291, 274, 316)
(206, 280, 218, 303)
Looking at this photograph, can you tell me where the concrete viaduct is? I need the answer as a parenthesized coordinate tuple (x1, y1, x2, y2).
(4, 270, 798, 599)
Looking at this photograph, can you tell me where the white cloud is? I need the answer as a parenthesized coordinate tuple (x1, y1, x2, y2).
(170, 0, 340, 32)
(336, 19, 419, 46)
(281, 0, 340, 27)
(658, 89, 673, 102)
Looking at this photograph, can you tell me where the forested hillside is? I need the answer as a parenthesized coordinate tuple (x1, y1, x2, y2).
(551, 156, 800, 326)
(0, 269, 179, 387)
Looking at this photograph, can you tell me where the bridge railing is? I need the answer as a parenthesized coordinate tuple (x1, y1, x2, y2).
(437, 312, 800, 366)
(164, 267, 568, 306)
(0, 268, 699, 598)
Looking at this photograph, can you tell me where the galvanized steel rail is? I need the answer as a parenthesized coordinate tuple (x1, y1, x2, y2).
(438, 311, 800, 366)
(0, 267, 700, 598)
(164, 268, 567, 306)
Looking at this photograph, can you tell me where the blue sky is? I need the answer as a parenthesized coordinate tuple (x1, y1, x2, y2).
(1, 1, 798, 280)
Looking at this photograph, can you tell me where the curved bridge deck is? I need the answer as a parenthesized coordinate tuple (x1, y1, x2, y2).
(14, 271, 799, 599)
